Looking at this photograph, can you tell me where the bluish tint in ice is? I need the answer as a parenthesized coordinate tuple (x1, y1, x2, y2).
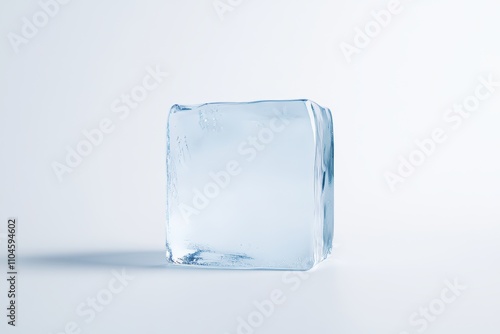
(166, 99, 333, 270)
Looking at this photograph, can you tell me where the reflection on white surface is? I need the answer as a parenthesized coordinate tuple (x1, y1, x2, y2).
(3, 231, 498, 334)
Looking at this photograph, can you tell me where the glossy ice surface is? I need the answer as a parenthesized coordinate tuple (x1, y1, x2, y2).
(166, 99, 333, 270)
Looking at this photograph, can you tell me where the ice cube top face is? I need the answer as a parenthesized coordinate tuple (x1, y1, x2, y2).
(166, 99, 333, 270)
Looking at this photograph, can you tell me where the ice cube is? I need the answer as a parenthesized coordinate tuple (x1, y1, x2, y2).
(166, 99, 334, 270)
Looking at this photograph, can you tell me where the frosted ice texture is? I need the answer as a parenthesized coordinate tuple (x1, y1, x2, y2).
(166, 100, 333, 270)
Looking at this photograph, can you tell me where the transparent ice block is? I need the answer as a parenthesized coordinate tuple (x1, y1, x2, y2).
(166, 99, 333, 270)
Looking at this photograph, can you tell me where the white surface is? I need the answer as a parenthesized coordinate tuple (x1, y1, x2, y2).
(0, 0, 499, 333)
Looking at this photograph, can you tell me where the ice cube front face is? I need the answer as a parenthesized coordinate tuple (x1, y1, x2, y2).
(166, 100, 333, 270)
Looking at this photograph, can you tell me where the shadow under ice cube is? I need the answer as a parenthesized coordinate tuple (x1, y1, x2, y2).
(166, 99, 334, 270)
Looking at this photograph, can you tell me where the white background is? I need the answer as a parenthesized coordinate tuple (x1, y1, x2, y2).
(1, 0, 499, 333)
